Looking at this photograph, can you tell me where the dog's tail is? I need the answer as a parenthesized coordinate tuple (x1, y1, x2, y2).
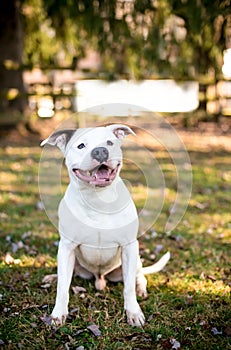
(141, 251, 170, 275)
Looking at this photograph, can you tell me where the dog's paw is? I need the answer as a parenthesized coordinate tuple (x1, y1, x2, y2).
(50, 314, 67, 328)
(126, 307, 145, 327)
(50, 307, 68, 328)
(136, 287, 148, 300)
(136, 274, 148, 299)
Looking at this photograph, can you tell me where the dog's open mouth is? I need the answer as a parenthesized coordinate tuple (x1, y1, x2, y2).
(72, 163, 120, 187)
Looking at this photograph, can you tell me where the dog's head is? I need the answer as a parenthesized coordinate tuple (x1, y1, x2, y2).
(41, 124, 135, 187)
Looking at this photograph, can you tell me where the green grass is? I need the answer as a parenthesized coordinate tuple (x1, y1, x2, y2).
(0, 136, 230, 349)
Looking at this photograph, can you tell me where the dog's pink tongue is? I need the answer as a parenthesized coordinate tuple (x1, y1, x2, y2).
(97, 168, 110, 179)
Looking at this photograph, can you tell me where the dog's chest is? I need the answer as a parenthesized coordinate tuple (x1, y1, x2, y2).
(58, 193, 139, 247)
(76, 244, 121, 274)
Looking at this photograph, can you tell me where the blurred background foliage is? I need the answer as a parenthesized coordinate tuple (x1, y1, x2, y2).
(22, 0, 231, 79)
(0, 0, 231, 124)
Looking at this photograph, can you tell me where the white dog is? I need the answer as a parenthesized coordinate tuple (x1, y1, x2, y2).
(41, 124, 170, 327)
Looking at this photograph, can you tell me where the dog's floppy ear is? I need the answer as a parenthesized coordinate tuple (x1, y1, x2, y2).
(107, 124, 136, 140)
(40, 129, 76, 153)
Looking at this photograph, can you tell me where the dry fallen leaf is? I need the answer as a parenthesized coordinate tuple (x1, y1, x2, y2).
(154, 244, 164, 254)
(211, 327, 223, 335)
(147, 314, 154, 322)
(42, 274, 57, 284)
(157, 334, 162, 341)
(87, 323, 102, 337)
(69, 307, 79, 316)
(185, 295, 193, 305)
(21, 231, 32, 239)
(170, 337, 181, 349)
(41, 283, 51, 289)
(225, 326, 231, 336)
(195, 202, 209, 210)
(4, 252, 21, 265)
(40, 314, 53, 326)
(72, 286, 87, 294)
(12, 241, 24, 253)
(207, 275, 216, 282)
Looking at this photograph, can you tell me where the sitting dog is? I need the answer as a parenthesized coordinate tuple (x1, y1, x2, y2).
(41, 124, 170, 327)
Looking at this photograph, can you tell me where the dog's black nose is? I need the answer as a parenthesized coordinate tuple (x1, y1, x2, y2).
(91, 147, 109, 163)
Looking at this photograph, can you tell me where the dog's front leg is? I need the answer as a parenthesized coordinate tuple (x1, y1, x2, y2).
(51, 238, 76, 327)
(122, 240, 145, 327)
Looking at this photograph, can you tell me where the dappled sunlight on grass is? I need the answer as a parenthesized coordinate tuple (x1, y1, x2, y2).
(0, 254, 57, 269)
(20, 254, 57, 269)
(148, 273, 230, 299)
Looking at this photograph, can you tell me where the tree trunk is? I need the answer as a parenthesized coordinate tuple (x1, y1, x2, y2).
(0, 0, 27, 126)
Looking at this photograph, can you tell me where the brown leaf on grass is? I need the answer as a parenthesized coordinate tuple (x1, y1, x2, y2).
(22, 304, 40, 311)
(74, 329, 85, 336)
(121, 332, 152, 343)
(87, 323, 102, 337)
(199, 320, 210, 329)
(200, 272, 206, 279)
(72, 286, 87, 294)
(12, 241, 25, 253)
(11, 239, 37, 256)
(195, 202, 209, 210)
(41, 274, 57, 288)
(147, 314, 154, 322)
(41, 283, 51, 289)
(40, 314, 53, 326)
(170, 337, 181, 349)
(225, 326, 231, 336)
(207, 275, 216, 282)
(21, 231, 32, 239)
(69, 307, 79, 316)
(160, 338, 172, 349)
(31, 323, 37, 328)
(161, 337, 181, 350)
(200, 273, 217, 282)
(42, 274, 57, 284)
(154, 244, 164, 254)
(122, 332, 144, 341)
(211, 327, 223, 335)
(185, 295, 193, 305)
(4, 252, 21, 265)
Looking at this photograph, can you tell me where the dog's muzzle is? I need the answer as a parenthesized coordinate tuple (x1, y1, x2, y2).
(72, 162, 120, 187)
(91, 147, 109, 164)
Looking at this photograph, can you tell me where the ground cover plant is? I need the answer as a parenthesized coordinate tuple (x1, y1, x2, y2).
(0, 124, 230, 349)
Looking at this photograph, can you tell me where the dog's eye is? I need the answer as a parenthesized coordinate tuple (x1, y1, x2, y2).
(107, 140, 113, 146)
(77, 143, 85, 149)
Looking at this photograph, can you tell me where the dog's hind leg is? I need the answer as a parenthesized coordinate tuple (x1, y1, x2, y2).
(106, 266, 123, 282)
(74, 258, 94, 280)
(136, 256, 148, 299)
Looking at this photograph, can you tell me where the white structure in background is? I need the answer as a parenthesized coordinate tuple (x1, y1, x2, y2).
(222, 49, 231, 78)
(76, 79, 199, 115)
(219, 49, 231, 115)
